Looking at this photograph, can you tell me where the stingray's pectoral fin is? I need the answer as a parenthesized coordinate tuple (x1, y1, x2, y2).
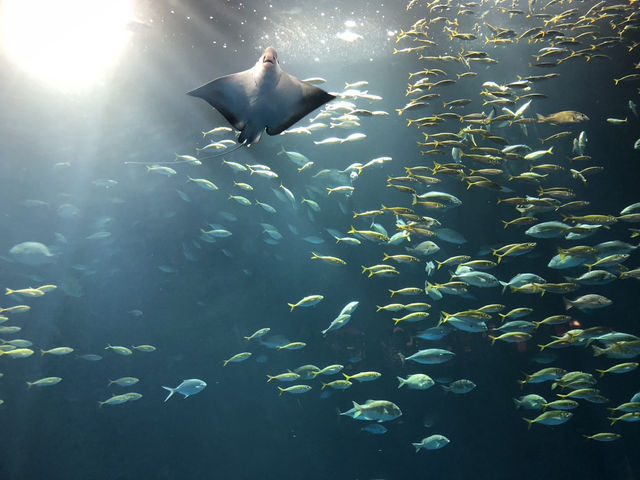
(266, 75, 335, 136)
(187, 70, 252, 132)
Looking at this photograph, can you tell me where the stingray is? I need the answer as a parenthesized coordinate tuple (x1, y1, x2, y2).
(187, 46, 335, 147)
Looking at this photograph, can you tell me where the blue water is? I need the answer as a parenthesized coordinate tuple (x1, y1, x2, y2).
(1, 1, 640, 479)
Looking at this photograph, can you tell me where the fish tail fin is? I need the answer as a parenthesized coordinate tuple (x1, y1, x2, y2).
(609, 417, 618, 426)
(523, 418, 534, 430)
(397, 377, 406, 389)
(397, 353, 406, 366)
(40, 350, 46, 356)
(108, 379, 114, 386)
(562, 297, 573, 310)
(489, 335, 498, 346)
(162, 386, 175, 402)
(287, 303, 296, 312)
(596, 369, 607, 378)
(342, 373, 351, 381)
(321, 382, 328, 391)
(502, 220, 510, 229)
(413, 443, 421, 453)
(277, 387, 285, 396)
(266, 375, 274, 383)
(383, 253, 390, 261)
(513, 398, 521, 410)
(536, 113, 545, 122)
(591, 345, 606, 357)
(352, 401, 362, 418)
(26, 381, 33, 389)
(499, 281, 508, 294)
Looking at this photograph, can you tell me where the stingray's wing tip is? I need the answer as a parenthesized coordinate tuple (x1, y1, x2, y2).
(186, 87, 204, 98)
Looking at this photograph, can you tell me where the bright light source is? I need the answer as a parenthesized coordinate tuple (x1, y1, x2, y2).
(1, 0, 132, 91)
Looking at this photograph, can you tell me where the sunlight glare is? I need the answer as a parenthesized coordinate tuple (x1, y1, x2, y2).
(1, 0, 132, 90)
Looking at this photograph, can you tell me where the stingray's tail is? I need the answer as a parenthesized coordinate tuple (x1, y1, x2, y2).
(197, 142, 246, 159)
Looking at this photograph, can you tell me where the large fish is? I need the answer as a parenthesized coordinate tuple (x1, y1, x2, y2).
(188, 47, 334, 146)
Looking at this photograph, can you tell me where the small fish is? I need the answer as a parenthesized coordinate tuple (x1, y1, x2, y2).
(582, 433, 621, 442)
(26, 377, 62, 388)
(361, 424, 388, 434)
(412, 434, 450, 451)
(277, 342, 306, 351)
(405, 348, 455, 365)
(606, 117, 628, 125)
(0, 348, 34, 358)
(223, 352, 252, 366)
(162, 379, 207, 402)
(76, 354, 103, 361)
(188, 177, 218, 191)
(228, 195, 251, 206)
(41, 347, 74, 356)
(536, 111, 589, 124)
(109, 377, 140, 387)
(98, 393, 136, 407)
(277, 384, 312, 395)
(245, 328, 271, 341)
(321, 380, 352, 390)
(343, 371, 382, 382)
(266, 372, 301, 383)
(105, 345, 133, 356)
(397, 374, 434, 390)
(441, 379, 476, 394)
(523, 411, 573, 429)
(146, 165, 177, 176)
(132, 345, 156, 353)
(563, 294, 612, 311)
(288, 295, 324, 311)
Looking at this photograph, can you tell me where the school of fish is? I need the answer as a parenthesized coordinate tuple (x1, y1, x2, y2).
(2, 0, 640, 459)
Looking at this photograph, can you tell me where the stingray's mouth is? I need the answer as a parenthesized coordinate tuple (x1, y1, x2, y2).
(263, 57, 275, 64)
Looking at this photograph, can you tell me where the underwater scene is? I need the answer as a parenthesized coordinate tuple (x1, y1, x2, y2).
(1, 0, 640, 478)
